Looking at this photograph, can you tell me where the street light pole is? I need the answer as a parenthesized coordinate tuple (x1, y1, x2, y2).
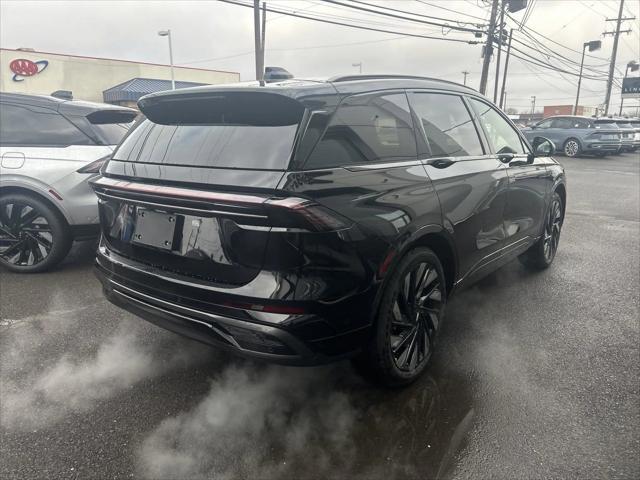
(530, 95, 536, 119)
(574, 40, 602, 116)
(352, 62, 362, 74)
(499, 28, 513, 110)
(619, 61, 639, 115)
(574, 44, 587, 116)
(158, 30, 175, 90)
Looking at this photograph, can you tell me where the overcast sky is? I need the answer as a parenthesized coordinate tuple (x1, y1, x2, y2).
(1, 0, 639, 113)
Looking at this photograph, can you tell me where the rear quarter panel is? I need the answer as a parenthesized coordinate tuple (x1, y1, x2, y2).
(0, 145, 112, 224)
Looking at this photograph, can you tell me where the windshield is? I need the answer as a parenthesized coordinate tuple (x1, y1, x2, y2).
(112, 119, 299, 170)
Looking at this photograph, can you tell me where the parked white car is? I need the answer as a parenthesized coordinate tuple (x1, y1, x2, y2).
(0, 93, 137, 272)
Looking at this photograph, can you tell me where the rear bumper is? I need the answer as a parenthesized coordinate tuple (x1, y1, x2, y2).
(95, 245, 371, 365)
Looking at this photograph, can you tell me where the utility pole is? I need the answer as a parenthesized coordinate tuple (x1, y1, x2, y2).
(602, 0, 635, 114)
(493, 1, 505, 103)
(254, 0, 263, 81)
(499, 28, 513, 109)
(462, 70, 469, 85)
(479, 0, 500, 95)
(503, 91, 507, 111)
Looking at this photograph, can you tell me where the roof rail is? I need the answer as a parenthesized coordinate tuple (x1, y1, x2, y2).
(328, 74, 472, 89)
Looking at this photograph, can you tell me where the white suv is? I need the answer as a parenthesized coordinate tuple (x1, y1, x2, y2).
(0, 93, 137, 272)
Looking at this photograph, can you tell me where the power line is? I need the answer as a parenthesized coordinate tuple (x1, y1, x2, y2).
(413, 0, 487, 22)
(218, 0, 483, 44)
(510, 34, 609, 77)
(346, 0, 482, 26)
(178, 35, 415, 66)
(504, 10, 609, 61)
(321, 0, 485, 33)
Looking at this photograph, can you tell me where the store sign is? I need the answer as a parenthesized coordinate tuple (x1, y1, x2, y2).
(621, 77, 640, 99)
(9, 58, 49, 82)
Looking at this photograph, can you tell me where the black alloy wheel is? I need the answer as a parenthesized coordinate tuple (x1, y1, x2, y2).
(0, 193, 71, 273)
(519, 191, 564, 270)
(356, 247, 446, 387)
(390, 261, 443, 372)
(543, 195, 563, 264)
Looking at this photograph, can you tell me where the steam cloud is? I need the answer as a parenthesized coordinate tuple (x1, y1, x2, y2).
(0, 325, 205, 430)
(137, 363, 359, 480)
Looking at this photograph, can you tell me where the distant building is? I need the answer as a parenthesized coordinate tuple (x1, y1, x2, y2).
(543, 105, 596, 117)
(1, 48, 239, 106)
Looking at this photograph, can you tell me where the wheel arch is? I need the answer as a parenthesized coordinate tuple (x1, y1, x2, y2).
(554, 182, 567, 221)
(378, 225, 458, 302)
(0, 185, 71, 226)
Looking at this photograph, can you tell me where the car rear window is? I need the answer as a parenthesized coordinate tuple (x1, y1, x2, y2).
(115, 92, 304, 170)
(90, 122, 133, 145)
(112, 119, 299, 170)
(85, 110, 137, 145)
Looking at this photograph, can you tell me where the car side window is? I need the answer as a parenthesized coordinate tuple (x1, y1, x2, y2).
(574, 119, 590, 129)
(551, 118, 573, 129)
(0, 103, 93, 146)
(536, 119, 553, 129)
(410, 93, 484, 157)
(304, 92, 417, 170)
(468, 98, 525, 154)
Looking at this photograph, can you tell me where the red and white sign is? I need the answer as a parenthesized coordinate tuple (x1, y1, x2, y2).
(9, 58, 49, 82)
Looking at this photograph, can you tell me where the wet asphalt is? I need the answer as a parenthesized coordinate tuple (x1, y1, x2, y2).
(1, 153, 638, 479)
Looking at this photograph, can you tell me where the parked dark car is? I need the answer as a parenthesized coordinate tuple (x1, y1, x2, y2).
(92, 75, 566, 386)
(522, 115, 621, 157)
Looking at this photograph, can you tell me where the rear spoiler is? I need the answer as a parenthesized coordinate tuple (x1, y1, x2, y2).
(137, 90, 305, 126)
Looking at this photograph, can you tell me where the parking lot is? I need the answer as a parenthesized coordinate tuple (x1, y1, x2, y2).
(1, 153, 638, 479)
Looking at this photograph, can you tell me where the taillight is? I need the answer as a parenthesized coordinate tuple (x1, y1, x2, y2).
(265, 198, 352, 232)
(77, 155, 110, 174)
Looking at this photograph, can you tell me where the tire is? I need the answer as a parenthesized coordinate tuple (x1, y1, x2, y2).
(563, 138, 581, 157)
(519, 191, 564, 270)
(354, 248, 446, 387)
(0, 193, 72, 273)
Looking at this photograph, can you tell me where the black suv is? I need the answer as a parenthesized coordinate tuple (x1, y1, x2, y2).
(92, 75, 566, 386)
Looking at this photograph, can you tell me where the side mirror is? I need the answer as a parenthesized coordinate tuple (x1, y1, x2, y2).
(531, 136, 555, 158)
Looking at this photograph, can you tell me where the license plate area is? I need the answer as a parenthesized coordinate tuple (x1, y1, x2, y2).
(132, 208, 181, 250)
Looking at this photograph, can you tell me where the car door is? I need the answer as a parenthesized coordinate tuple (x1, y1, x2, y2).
(408, 91, 509, 284)
(467, 97, 550, 255)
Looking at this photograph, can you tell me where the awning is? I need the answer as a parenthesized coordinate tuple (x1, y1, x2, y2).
(103, 77, 207, 103)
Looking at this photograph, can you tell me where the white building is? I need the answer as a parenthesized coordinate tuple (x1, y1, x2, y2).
(1, 48, 240, 107)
